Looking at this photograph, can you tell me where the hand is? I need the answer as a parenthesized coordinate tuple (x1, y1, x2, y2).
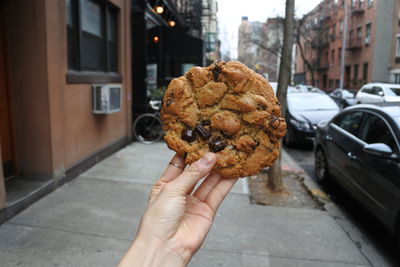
(119, 153, 238, 267)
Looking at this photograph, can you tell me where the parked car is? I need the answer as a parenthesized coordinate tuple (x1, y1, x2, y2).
(355, 83, 400, 104)
(314, 104, 400, 242)
(329, 88, 357, 108)
(269, 82, 296, 95)
(295, 84, 325, 94)
(284, 92, 339, 146)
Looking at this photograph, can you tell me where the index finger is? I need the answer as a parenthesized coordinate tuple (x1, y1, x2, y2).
(205, 178, 238, 214)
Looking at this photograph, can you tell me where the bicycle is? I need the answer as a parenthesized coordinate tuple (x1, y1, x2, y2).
(132, 100, 164, 144)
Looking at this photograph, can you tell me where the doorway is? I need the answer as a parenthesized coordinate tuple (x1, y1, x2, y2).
(0, 11, 15, 179)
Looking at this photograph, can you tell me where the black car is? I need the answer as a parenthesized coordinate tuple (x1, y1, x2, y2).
(284, 92, 339, 146)
(329, 88, 357, 108)
(314, 104, 400, 241)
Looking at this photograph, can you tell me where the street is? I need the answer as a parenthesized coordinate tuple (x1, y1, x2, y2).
(285, 144, 400, 266)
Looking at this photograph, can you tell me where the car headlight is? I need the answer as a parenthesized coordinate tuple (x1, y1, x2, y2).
(290, 118, 310, 130)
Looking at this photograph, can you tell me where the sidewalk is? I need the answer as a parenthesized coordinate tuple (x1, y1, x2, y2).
(0, 142, 371, 266)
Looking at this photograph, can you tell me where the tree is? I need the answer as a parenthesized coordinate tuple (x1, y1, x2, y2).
(266, 0, 295, 192)
(294, 14, 328, 86)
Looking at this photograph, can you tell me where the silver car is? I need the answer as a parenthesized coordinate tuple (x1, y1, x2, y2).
(355, 83, 400, 104)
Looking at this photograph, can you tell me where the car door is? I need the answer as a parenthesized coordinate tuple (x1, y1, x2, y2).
(354, 112, 399, 219)
(357, 87, 370, 103)
(325, 111, 365, 193)
(370, 87, 385, 103)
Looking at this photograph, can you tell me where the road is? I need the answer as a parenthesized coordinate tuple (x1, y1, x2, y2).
(284, 143, 400, 267)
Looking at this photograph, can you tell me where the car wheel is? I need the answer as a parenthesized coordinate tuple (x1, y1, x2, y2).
(284, 126, 294, 147)
(314, 147, 329, 183)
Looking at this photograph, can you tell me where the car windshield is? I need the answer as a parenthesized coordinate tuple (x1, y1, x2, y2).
(385, 87, 400, 96)
(288, 93, 339, 111)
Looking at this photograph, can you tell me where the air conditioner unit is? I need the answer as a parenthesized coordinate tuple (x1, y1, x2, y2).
(364, 37, 370, 44)
(92, 84, 122, 114)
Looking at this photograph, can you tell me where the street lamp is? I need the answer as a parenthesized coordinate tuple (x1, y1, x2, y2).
(155, 6, 164, 14)
(168, 20, 176, 27)
(153, 36, 159, 43)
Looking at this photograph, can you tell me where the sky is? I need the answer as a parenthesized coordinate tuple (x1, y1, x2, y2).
(217, 0, 322, 59)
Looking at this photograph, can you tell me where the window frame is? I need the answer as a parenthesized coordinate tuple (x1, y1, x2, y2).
(358, 111, 400, 152)
(396, 34, 400, 57)
(66, 0, 121, 84)
(331, 110, 365, 140)
(365, 23, 371, 43)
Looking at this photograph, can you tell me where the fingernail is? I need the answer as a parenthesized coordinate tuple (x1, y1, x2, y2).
(199, 153, 215, 167)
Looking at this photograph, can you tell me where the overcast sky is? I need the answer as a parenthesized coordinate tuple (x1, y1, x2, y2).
(217, 0, 322, 59)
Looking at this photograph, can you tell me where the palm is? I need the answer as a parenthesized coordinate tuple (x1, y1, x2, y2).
(174, 195, 215, 251)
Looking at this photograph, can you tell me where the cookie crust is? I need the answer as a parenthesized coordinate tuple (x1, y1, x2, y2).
(161, 61, 286, 178)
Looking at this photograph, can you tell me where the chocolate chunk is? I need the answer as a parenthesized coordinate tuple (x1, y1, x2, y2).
(166, 99, 173, 107)
(195, 125, 211, 140)
(221, 131, 233, 138)
(212, 64, 222, 81)
(201, 119, 211, 126)
(209, 136, 227, 152)
(181, 129, 196, 142)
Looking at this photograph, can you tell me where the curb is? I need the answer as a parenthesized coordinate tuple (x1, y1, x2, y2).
(281, 148, 331, 205)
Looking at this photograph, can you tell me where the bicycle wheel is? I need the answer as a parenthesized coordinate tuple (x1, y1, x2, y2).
(133, 113, 163, 144)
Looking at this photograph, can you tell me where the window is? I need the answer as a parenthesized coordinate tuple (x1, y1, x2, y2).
(332, 23, 336, 35)
(356, 27, 362, 40)
(339, 20, 343, 34)
(334, 111, 364, 136)
(331, 49, 335, 64)
(353, 64, 358, 85)
(363, 63, 368, 81)
(359, 114, 398, 152)
(362, 87, 373, 94)
(66, 0, 118, 73)
(365, 23, 371, 44)
(394, 74, 400, 84)
(351, 0, 355, 8)
(338, 47, 342, 62)
(336, 79, 340, 88)
(367, 0, 373, 7)
(396, 35, 400, 57)
(329, 79, 333, 89)
(371, 86, 383, 96)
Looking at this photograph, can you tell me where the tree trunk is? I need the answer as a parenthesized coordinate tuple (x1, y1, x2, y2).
(310, 70, 315, 86)
(267, 0, 295, 192)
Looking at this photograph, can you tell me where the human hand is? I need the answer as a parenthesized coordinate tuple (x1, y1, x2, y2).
(119, 153, 238, 267)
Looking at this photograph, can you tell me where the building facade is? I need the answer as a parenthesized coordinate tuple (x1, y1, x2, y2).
(131, 0, 204, 116)
(0, 0, 132, 221)
(294, 0, 398, 91)
(202, 0, 220, 65)
(238, 17, 282, 82)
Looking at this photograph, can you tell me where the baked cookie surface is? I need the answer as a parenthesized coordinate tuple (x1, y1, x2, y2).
(161, 61, 286, 179)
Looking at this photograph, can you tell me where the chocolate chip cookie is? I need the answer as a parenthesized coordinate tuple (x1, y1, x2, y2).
(161, 61, 286, 179)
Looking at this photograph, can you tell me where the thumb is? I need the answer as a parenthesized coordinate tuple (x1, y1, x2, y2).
(167, 153, 216, 194)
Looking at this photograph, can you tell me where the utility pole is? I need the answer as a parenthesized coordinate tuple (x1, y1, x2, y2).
(339, 0, 348, 89)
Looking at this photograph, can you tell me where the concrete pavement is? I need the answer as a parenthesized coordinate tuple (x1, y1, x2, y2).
(0, 142, 371, 266)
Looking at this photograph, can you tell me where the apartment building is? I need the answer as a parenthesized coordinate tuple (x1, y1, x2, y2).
(294, 0, 398, 91)
(238, 17, 283, 82)
(0, 0, 132, 222)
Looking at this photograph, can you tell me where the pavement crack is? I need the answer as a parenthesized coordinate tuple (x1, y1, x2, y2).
(7, 221, 133, 242)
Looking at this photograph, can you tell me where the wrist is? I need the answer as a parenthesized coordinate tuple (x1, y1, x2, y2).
(119, 235, 192, 267)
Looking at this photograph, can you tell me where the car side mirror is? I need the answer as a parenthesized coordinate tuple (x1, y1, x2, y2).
(378, 91, 384, 96)
(363, 143, 393, 157)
